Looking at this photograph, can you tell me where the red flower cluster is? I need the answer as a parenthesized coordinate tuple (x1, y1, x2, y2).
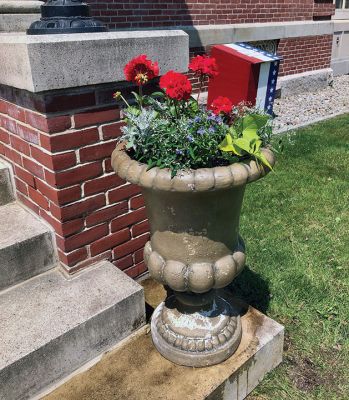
(124, 54, 159, 86)
(211, 96, 233, 115)
(159, 71, 192, 101)
(189, 55, 219, 78)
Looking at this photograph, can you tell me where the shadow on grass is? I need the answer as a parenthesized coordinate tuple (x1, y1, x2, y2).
(229, 266, 271, 314)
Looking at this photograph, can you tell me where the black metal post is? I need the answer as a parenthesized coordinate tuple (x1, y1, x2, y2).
(27, 0, 108, 35)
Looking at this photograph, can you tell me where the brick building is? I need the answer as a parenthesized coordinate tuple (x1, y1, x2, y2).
(0, 0, 338, 279)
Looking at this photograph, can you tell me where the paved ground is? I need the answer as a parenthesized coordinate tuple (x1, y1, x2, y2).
(274, 74, 349, 132)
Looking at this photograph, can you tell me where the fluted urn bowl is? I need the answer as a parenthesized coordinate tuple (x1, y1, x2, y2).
(112, 143, 275, 367)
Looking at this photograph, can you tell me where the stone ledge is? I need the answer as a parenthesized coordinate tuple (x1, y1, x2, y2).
(0, 30, 189, 92)
(0, 13, 39, 32)
(133, 21, 334, 48)
(42, 279, 284, 400)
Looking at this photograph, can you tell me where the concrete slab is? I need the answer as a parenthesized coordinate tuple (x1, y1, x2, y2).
(278, 68, 333, 98)
(0, 202, 56, 290)
(42, 279, 284, 400)
(0, 30, 189, 92)
(0, 160, 14, 206)
(0, 13, 40, 32)
(0, 261, 145, 400)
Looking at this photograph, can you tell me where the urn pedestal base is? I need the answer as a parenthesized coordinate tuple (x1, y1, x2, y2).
(151, 291, 242, 367)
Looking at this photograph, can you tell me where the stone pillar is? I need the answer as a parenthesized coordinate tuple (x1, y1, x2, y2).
(0, 0, 43, 32)
(0, 30, 189, 278)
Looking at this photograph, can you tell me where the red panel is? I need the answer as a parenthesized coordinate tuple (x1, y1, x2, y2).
(207, 45, 261, 109)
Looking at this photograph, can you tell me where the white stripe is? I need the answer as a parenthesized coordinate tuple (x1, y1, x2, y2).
(256, 63, 270, 110)
(224, 43, 274, 62)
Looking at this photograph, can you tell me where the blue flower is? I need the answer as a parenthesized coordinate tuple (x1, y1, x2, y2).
(187, 135, 194, 142)
(176, 149, 183, 155)
(194, 116, 201, 123)
(207, 114, 216, 121)
(215, 116, 223, 123)
(197, 127, 205, 135)
(208, 127, 215, 134)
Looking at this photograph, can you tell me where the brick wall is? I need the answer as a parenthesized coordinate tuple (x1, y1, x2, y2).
(0, 84, 150, 278)
(278, 34, 333, 76)
(87, 0, 316, 29)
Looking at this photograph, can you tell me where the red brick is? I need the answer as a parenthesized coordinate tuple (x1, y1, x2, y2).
(5, 146, 22, 166)
(130, 195, 145, 210)
(85, 201, 128, 227)
(10, 135, 30, 156)
(58, 247, 88, 267)
(6, 103, 25, 122)
(0, 128, 10, 144)
(114, 255, 133, 270)
(28, 186, 49, 210)
(14, 177, 28, 196)
(50, 193, 105, 222)
(56, 223, 108, 252)
(79, 141, 116, 162)
(22, 157, 44, 179)
(30, 146, 76, 171)
(16, 123, 39, 144)
(47, 161, 103, 188)
(25, 111, 71, 133)
(108, 184, 141, 203)
(40, 209, 83, 237)
(113, 233, 149, 259)
(68, 250, 112, 273)
(35, 178, 81, 205)
(90, 228, 130, 256)
(134, 248, 144, 264)
(101, 121, 125, 140)
(84, 173, 124, 196)
(103, 158, 113, 173)
(14, 165, 35, 187)
(131, 220, 150, 237)
(111, 207, 147, 232)
(124, 262, 147, 279)
(74, 108, 120, 129)
(17, 192, 39, 214)
(0, 115, 17, 134)
(40, 127, 99, 152)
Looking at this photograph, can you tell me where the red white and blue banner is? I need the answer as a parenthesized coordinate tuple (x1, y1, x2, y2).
(207, 42, 281, 115)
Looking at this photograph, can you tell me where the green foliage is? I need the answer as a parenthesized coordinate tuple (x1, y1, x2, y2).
(219, 113, 273, 169)
(119, 91, 274, 175)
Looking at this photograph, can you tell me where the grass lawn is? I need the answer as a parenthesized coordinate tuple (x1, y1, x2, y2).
(233, 114, 349, 399)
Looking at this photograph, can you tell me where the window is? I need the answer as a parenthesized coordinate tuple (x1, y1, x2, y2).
(335, 0, 349, 9)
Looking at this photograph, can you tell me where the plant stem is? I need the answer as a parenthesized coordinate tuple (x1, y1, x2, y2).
(139, 84, 143, 108)
(197, 75, 204, 103)
(120, 94, 130, 108)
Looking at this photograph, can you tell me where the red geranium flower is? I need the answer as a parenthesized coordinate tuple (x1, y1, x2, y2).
(211, 96, 233, 115)
(189, 55, 219, 78)
(124, 54, 159, 86)
(159, 71, 192, 101)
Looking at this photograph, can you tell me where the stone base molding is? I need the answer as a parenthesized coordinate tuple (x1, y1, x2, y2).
(151, 291, 243, 367)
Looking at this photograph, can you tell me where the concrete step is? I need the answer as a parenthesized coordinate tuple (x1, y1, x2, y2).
(0, 202, 56, 291)
(0, 160, 14, 206)
(0, 261, 145, 400)
(42, 279, 284, 400)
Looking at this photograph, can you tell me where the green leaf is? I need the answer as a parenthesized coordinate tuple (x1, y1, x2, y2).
(151, 91, 165, 98)
(242, 114, 269, 132)
(219, 134, 235, 152)
(188, 147, 195, 159)
(255, 151, 273, 170)
(228, 126, 238, 138)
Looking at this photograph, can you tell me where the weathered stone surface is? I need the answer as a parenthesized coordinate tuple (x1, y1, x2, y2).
(278, 68, 333, 97)
(0, 160, 14, 206)
(0, 13, 39, 32)
(0, 261, 145, 400)
(42, 279, 284, 400)
(184, 21, 334, 48)
(0, 30, 189, 92)
(0, 202, 56, 290)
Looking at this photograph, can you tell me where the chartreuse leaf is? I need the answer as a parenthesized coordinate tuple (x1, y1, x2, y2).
(228, 126, 238, 138)
(255, 151, 273, 170)
(219, 134, 235, 152)
(242, 114, 269, 132)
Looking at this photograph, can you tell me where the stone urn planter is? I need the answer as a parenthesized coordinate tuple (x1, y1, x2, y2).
(112, 144, 275, 367)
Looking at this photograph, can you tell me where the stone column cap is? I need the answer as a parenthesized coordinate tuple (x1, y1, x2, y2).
(0, 30, 189, 92)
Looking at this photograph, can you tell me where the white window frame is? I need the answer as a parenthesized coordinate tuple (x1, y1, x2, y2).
(333, 0, 349, 19)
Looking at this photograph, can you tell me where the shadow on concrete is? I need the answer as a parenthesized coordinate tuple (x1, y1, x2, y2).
(228, 266, 271, 314)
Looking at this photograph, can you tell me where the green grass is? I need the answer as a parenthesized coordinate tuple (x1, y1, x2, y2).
(231, 114, 349, 399)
